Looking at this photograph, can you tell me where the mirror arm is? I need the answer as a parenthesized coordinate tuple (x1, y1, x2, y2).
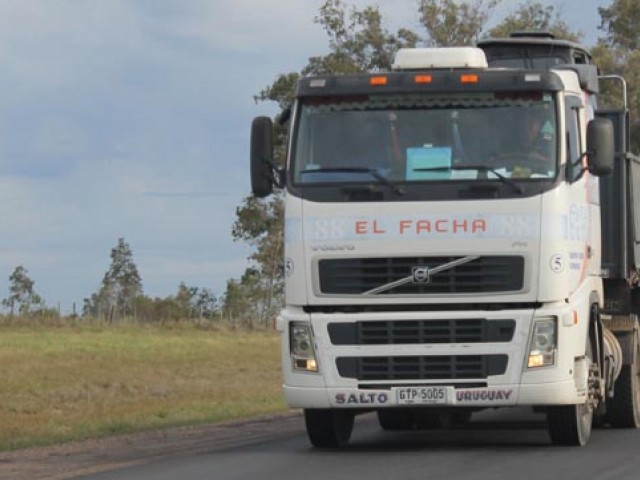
(566, 151, 589, 182)
(572, 151, 589, 168)
(278, 105, 292, 126)
(264, 158, 285, 189)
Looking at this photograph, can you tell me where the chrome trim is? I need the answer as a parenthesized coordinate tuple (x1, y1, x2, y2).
(362, 255, 480, 295)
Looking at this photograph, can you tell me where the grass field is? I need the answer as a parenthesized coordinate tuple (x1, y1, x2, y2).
(0, 324, 287, 451)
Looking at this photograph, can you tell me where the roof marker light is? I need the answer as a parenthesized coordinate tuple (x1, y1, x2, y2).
(460, 74, 479, 84)
(370, 76, 388, 86)
(415, 74, 433, 84)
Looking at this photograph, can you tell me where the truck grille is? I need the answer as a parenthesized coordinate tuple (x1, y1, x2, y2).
(328, 319, 515, 345)
(318, 256, 524, 295)
(336, 355, 508, 381)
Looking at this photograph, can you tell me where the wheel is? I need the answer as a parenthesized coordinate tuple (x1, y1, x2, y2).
(304, 409, 354, 448)
(377, 408, 414, 430)
(607, 330, 640, 428)
(547, 341, 595, 446)
(547, 403, 593, 446)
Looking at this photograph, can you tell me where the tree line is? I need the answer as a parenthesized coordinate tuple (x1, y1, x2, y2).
(1, 237, 266, 328)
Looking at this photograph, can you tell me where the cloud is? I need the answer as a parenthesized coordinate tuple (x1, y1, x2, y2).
(134, 0, 326, 55)
(0, 1, 329, 180)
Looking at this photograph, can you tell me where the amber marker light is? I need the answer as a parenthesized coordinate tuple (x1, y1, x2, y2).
(460, 74, 479, 84)
(415, 74, 433, 84)
(370, 76, 388, 86)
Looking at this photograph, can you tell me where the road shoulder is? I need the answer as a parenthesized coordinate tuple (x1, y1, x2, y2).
(0, 411, 302, 480)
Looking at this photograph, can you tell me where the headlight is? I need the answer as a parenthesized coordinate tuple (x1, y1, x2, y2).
(290, 322, 318, 372)
(527, 317, 557, 368)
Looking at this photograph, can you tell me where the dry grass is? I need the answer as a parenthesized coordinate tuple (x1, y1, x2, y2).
(0, 324, 286, 451)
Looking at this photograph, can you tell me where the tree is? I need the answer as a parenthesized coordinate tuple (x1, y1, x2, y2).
(598, 0, 640, 50)
(82, 293, 100, 317)
(221, 269, 266, 328)
(2, 266, 42, 315)
(174, 282, 218, 320)
(193, 287, 218, 319)
(306, 0, 420, 74)
(487, 1, 581, 41)
(84, 237, 142, 320)
(231, 195, 284, 326)
(175, 281, 198, 318)
(419, 0, 500, 46)
(592, 0, 640, 152)
(127, 283, 219, 323)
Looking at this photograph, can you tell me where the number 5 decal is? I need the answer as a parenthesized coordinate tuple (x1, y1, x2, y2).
(550, 254, 564, 273)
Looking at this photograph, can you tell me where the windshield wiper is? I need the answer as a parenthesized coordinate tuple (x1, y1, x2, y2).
(300, 167, 405, 196)
(415, 164, 523, 194)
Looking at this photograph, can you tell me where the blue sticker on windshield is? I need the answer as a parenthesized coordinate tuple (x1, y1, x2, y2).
(406, 147, 452, 180)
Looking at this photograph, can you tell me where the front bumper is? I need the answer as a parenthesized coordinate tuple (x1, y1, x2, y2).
(279, 296, 592, 410)
(284, 379, 581, 409)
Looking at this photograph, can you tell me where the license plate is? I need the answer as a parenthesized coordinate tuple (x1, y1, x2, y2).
(395, 386, 449, 405)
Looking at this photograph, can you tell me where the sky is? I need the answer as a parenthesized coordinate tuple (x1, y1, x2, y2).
(0, 0, 608, 312)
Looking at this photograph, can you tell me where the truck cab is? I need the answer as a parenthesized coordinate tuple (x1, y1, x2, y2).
(250, 33, 640, 447)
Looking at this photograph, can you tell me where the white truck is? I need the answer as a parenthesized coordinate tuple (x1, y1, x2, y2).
(250, 33, 640, 447)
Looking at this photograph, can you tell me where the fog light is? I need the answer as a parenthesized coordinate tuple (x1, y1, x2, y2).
(527, 317, 557, 369)
(290, 323, 319, 372)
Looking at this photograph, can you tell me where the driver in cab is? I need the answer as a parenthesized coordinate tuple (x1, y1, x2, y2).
(509, 108, 555, 177)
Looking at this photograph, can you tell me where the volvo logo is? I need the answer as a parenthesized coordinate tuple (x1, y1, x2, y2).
(412, 267, 432, 283)
(363, 255, 480, 295)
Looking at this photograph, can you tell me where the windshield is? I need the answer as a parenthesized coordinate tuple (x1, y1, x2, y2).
(292, 92, 558, 185)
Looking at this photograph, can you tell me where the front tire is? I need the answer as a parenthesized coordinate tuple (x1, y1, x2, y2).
(547, 403, 593, 446)
(547, 339, 595, 446)
(304, 409, 354, 448)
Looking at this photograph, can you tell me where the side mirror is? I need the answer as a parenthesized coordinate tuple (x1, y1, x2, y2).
(587, 118, 614, 176)
(250, 116, 274, 197)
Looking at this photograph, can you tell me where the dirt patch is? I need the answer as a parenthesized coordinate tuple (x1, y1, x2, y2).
(0, 411, 303, 480)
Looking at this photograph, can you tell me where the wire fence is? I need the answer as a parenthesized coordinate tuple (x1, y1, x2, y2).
(0, 301, 280, 330)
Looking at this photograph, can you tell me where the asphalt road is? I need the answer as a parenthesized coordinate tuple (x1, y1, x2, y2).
(76, 408, 640, 480)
